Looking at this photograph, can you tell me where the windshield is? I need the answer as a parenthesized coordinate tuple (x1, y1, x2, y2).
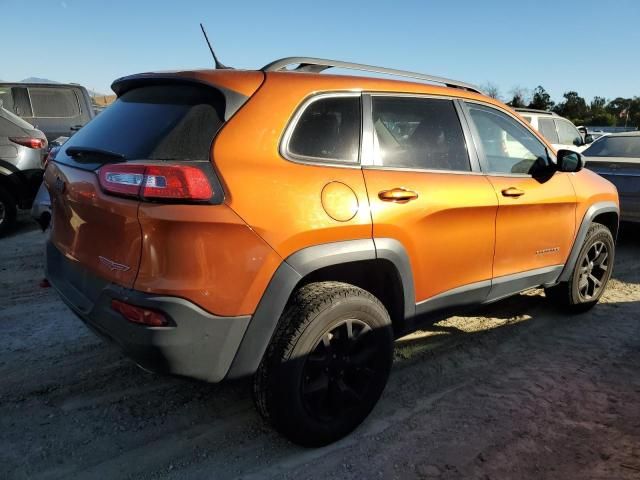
(583, 135, 640, 158)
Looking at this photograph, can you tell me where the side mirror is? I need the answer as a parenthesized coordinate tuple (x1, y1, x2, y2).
(584, 134, 594, 144)
(557, 149, 584, 172)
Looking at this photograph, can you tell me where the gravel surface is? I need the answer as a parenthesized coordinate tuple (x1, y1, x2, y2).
(1, 214, 639, 479)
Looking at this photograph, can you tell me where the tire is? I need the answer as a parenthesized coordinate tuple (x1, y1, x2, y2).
(545, 222, 615, 313)
(0, 186, 17, 237)
(253, 281, 393, 447)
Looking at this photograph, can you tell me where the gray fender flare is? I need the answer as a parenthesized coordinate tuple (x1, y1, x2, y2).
(225, 238, 415, 379)
(557, 201, 619, 283)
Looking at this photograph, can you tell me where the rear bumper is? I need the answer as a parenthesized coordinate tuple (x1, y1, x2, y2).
(46, 241, 251, 382)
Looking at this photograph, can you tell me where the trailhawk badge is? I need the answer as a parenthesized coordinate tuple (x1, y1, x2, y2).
(98, 256, 131, 272)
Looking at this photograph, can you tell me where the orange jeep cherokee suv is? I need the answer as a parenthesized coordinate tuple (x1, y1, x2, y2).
(45, 57, 619, 446)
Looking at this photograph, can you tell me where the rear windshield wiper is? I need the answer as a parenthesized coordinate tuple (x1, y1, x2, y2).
(65, 146, 126, 162)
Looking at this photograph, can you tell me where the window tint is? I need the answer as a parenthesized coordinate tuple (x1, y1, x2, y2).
(58, 84, 225, 167)
(371, 97, 470, 171)
(538, 117, 559, 143)
(288, 96, 360, 163)
(467, 103, 549, 175)
(583, 136, 640, 158)
(29, 88, 80, 118)
(11, 87, 32, 117)
(555, 119, 582, 146)
(0, 87, 13, 112)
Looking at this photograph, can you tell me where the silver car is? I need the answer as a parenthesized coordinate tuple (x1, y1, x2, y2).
(583, 131, 640, 223)
(0, 107, 47, 235)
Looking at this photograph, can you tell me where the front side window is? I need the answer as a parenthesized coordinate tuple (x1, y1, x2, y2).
(287, 96, 360, 163)
(467, 103, 550, 175)
(29, 87, 80, 118)
(538, 117, 560, 144)
(371, 97, 470, 171)
(555, 119, 582, 146)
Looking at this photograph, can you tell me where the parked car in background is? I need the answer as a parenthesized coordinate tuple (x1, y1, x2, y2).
(45, 57, 619, 446)
(0, 107, 47, 235)
(583, 132, 640, 223)
(516, 108, 593, 153)
(0, 82, 95, 142)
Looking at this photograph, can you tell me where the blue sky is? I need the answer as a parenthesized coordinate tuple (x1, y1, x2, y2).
(1, 0, 638, 103)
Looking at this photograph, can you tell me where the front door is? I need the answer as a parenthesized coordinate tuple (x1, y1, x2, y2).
(462, 102, 577, 298)
(362, 94, 498, 312)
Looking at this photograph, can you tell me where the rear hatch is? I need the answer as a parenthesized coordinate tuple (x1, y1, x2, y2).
(46, 79, 247, 288)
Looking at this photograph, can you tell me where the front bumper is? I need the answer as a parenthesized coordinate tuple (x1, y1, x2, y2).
(46, 241, 251, 382)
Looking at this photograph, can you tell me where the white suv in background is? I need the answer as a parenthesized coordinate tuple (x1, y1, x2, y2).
(515, 108, 593, 153)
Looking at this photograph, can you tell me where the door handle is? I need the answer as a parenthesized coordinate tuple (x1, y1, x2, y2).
(378, 188, 419, 203)
(501, 187, 525, 198)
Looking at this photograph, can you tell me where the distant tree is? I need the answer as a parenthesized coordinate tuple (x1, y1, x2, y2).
(590, 96, 607, 112)
(553, 91, 588, 123)
(507, 87, 530, 108)
(481, 82, 501, 100)
(528, 86, 555, 111)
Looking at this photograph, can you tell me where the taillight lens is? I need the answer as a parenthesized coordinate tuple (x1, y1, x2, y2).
(10, 137, 47, 149)
(98, 164, 213, 201)
(111, 299, 169, 327)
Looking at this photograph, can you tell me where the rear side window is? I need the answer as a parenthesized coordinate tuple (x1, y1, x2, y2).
(12, 87, 32, 117)
(371, 96, 470, 171)
(58, 84, 225, 167)
(538, 118, 559, 143)
(29, 88, 80, 117)
(0, 87, 13, 112)
(287, 96, 360, 163)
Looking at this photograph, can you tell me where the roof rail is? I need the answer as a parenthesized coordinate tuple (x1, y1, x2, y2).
(514, 107, 557, 115)
(262, 57, 484, 95)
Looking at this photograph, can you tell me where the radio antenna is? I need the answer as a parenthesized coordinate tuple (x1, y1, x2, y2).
(200, 23, 229, 69)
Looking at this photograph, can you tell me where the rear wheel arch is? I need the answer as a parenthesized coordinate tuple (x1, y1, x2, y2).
(226, 238, 415, 379)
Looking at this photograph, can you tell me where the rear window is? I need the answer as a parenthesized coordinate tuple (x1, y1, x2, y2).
(30, 88, 80, 118)
(583, 136, 640, 158)
(57, 84, 225, 168)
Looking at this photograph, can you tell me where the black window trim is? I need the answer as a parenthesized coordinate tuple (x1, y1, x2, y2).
(280, 91, 363, 168)
(361, 92, 483, 175)
(460, 100, 557, 178)
(27, 86, 82, 119)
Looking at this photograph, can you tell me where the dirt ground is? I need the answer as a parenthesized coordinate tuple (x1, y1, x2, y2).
(1, 213, 639, 480)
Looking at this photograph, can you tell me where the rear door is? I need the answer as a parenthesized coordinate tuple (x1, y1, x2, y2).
(46, 83, 227, 288)
(362, 94, 498, 311)
(462, 101, 576, 291)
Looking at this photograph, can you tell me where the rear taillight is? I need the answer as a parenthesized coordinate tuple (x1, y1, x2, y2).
(111, 299, 169, 327)
(10, 137, 47, 149)
(98, 164, 213, 201)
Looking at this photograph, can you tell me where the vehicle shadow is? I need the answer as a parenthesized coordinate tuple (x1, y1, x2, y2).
(2, 211, 40, 239)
